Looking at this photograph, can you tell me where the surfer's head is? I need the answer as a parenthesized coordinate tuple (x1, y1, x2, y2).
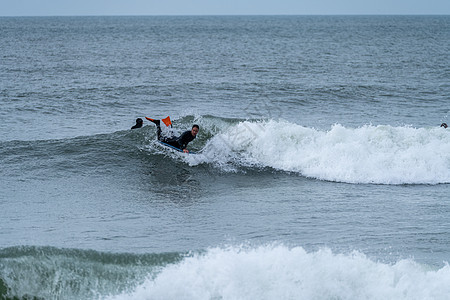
(441, 123, 448, 128)
(191, 124, 199, 137)
(131, 118, 143, 129)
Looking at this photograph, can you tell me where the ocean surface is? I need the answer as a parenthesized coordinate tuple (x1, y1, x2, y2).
(1, 15, 450, 299)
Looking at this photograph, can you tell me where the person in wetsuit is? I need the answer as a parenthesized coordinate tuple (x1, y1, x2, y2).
(149, 119, 199, 153)
(131, 118, 143, 129)
(441, 123, 448, 128)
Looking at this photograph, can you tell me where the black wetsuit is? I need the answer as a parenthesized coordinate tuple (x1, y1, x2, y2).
(157, 126, 195, 150)
(131, 118, 143, 129)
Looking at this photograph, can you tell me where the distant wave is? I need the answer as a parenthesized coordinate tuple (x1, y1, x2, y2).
(181, 118, 450, 185)
(3, 244, 448, 300)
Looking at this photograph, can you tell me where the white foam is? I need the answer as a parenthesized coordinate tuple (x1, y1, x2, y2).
(189, 121, 450, 184)
(107, 245, 450, 300)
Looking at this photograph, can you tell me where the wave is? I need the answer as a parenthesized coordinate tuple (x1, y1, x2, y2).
(0, 246, 183, 300)
(2, 245, 450, 300)
(2, 115, 449, 184)
(184, 117, 450, 184)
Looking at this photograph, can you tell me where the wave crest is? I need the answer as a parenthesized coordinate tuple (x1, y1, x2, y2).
(190, 120, 450, 184)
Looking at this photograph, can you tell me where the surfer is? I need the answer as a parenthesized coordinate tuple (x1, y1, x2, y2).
(441, 123, 448, 128)
(147, 117, 198, 153)
(131, 118, 143, 129)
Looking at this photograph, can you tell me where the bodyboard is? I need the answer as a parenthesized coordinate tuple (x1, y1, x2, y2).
(158, 141, 197, 154)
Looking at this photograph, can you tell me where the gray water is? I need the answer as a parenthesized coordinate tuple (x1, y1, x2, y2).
(1, 16, 450, 300)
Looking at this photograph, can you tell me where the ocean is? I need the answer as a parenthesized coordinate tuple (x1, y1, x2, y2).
(1, 15, 449, 299)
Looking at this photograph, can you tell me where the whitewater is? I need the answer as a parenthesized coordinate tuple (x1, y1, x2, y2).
(108, 245, 450, 300)
(180, 119, 450, 185)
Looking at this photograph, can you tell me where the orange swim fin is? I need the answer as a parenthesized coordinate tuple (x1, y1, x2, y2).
(162, 116, 172, 127)
(145, 117, 161, 126)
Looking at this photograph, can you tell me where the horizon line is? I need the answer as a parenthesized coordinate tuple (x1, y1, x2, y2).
(1, 13, 449, 17)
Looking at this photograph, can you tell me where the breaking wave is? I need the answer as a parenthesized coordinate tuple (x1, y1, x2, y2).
(184, 118, 450, 184)
(2, 245, 450, 300)
(110, 245, 450, 300)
